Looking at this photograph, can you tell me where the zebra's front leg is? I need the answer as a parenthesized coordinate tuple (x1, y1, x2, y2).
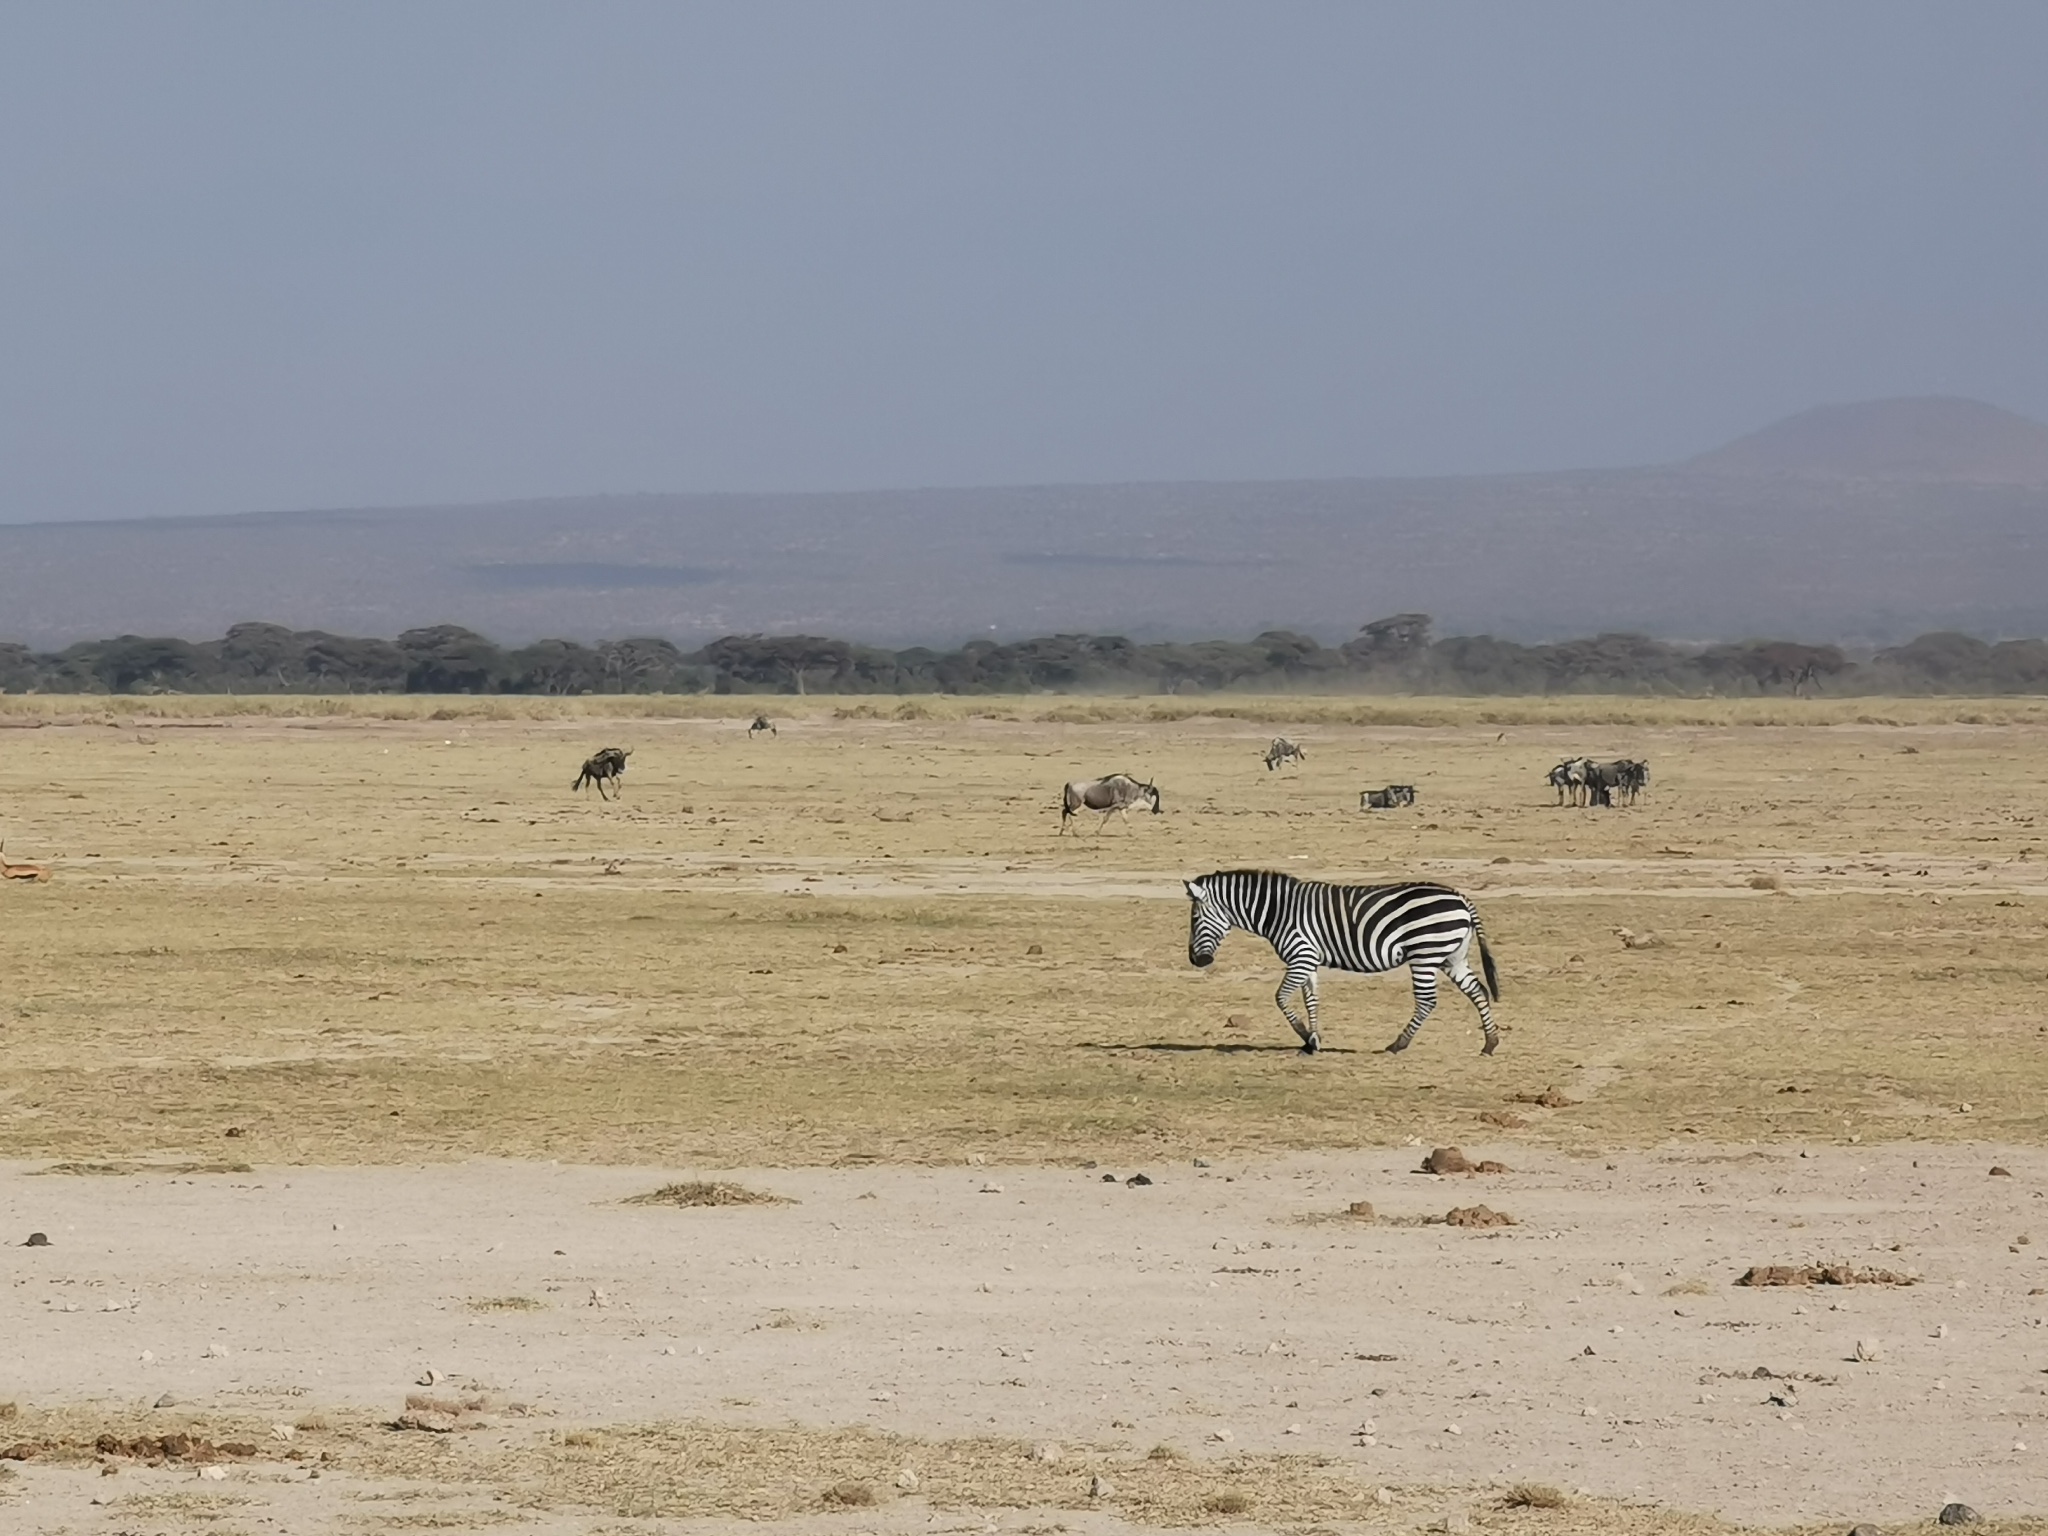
(1274, 958, 1321, 1054)
(1385, 964, 1439, 1054)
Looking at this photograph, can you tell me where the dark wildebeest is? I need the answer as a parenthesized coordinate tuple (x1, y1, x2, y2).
(1059, 774, 1162, 834)
(748, 715, 777, 738)
(1360, 785, 1417, 810)
(1583, 758, 1648, 807)
(573, 746, 631, 800)
(1264, 738, 1307, 771)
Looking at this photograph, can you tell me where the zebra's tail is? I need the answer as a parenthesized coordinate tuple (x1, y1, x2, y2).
(1476, 922, 1501, 1000)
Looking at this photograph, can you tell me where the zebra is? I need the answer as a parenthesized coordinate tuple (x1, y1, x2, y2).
(1183, 869, 1500, 1056)
(1059, 774, 1161, 833)
(1548, 758, 1592, 805)
(1264, 737, 1307, 771)
(748, 715, 777, 738)
(1360, 785, 1417, 810)
(573, 746, 631, 800)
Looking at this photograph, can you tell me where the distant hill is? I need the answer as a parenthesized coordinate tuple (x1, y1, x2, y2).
(1690, 397, 2048, 484)
(3, 396, 2047, 649)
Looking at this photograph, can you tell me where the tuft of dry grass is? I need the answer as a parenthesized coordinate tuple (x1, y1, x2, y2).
(1662, 1277, 1715, 1297)
(623, 1181, 794, 1208)
(467, 1296, 545, 1312)
(1506, 1482, 1572, 1509)
(822, 1480, 879, 1507)
(1203, 1490, 1253, 1515)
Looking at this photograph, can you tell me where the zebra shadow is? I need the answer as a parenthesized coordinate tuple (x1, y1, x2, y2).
(1073, 1040, 1366, 1055)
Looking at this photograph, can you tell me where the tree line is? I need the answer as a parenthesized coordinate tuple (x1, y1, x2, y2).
(2, 616, 2047, 696)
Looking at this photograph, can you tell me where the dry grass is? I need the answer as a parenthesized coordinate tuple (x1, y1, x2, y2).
(623, 1181, 794, 1207)
(1507, 1482, 1573, 1509)
(3, 703, 2048, 1165)
(465, 1295, 544, 1312)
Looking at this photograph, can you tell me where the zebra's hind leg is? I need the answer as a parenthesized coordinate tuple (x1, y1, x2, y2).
(1275, 961, 1321, 1054)
(1385, 964, 1439, 1053)
(1447, 956, 1498, 1055)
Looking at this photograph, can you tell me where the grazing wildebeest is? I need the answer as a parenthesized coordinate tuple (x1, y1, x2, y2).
(573, 746, 632, 800)
(1184, 869, 1501, 1055)
(1360, 785, 1417, 810)
(1264, 738, 1307, 771)
(0, 841, 50, 881)
(1059, 774, 1161, 834)
(748, 715, 777, 738)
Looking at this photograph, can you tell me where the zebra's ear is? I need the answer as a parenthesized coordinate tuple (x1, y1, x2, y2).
(1183, 879, 1205, 902)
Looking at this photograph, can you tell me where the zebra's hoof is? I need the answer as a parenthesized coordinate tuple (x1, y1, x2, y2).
(1481, 1035, 1500, 1056)
(1299, 1035, 1320, 1056)
(1383, 1037, 1410, 1054)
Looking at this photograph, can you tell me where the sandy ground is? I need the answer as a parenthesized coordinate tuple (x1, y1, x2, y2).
(6, 1145, 2048, 1532)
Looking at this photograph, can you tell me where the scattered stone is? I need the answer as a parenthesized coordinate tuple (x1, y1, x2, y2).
(223, 1126, 245, 1138)
(1126, 1173, 1152, 1187)
(1347, 1201, 1376, 1220)
(1475, 1160, 1509, 1174)
(1210, 1427, 1234, 1442)
(1478, 1111, 1527, 1129)
(1025, 944, 1043, 956)
(1101, 1174, 1117, 1183)
(1445, 1204, 1515, 1228)
(1991, 1167, 2013, 1178)
(1509, 1088, 1578, 1109)
(201, 1343, 228, 1359)
(894, 1468, 920, 1492)
(822, 1481, 878, 1507)
(1089, 1474, 1115, 1499)
(1422, 1147, 1474, 1175)
(1613, 927, 1662, 949)
(1736, 1265, 1916, 1287)
(152, 1394, 178, 1410)
(1848, 1525, 1881, 1536)
(23, 1233, 48, 1248)
(1855, 1338, 1884, 1363)
(268, 1425, 296, 1443)
(391, 1411, 460, 1433)
(1031, 1442, 1062, 1463)
(1193, 1158, 1212, 1168)
(1226, 1014, 1250, 1030)
(1375, 1487, 1395, 1505)
(1938, 1505, 1981, 1526)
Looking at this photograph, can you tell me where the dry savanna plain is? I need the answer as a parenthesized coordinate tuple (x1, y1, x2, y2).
(4, 694, 2048, 1536)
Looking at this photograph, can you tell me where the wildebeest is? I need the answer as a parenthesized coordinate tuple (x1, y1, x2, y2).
(1264, 738, 1307, 771)
(1059, 773, 1162, 833)
(1360, 784, 1417, 810)
(748, 715, 777, 738)
(0, 841, 50, 881)
(573, 746, 632, 800)
(1583, 758, 1649, 807)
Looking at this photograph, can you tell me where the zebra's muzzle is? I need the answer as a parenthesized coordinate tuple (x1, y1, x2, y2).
(1189, 949, 1213, 968)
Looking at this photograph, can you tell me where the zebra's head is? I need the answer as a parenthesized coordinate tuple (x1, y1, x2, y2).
(1184, 877, 1230, 967)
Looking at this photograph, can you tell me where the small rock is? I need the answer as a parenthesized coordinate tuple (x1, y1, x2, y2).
(1855, 1338, 1883, 1363)
(1226, 1014, 1250, 1030)
(1348, 1200, 1376, 1219)
(1101, 1173, 1117, 1183)
(1126, 1173, 1152, 1187)
(1031, 1442, 1062, 1463)
(153, 1393, 179, 1409)
(1440, 1514, 1472, 1534)
(201, 1343, 229, 1359)
(1193, 1158, 1211, 1168)
(1991, 1167, 2013, 1178)
(979, 1183, 1005, 1195)
(1210, 1428, 1233, 1442)
(224, 1126, 246, 1138)
(138, 1350, 155, 1363)
(895, 1468, 920, 1492)
(1938, 1505, 1981, 1526)
(24, 1232, 49, 1248)
(1847, 1525, 1881, 1536)
(417, 1369, 440, 1387)
(393, 1411, 459, 1433)
(1025, 944, 1043, 956)
(1375, 1487, 1395, 1505)
(1935, 1324, 1949, 1339)
(197, 1465, 227, 1481)
(1422, 1147, 1474, 1175)
(1089, 1474, 1115, 1498)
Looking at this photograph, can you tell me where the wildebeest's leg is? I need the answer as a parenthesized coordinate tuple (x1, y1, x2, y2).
(1446, 952, 1497, 1054)
(1385, 965, 1440, 1053)
(1274, 954, 1321, 1054)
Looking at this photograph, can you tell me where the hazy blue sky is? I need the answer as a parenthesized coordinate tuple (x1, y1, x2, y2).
(2, 2, 2044, 522)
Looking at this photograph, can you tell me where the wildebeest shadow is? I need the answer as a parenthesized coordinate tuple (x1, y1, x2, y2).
(1074, 1040, 1364, 1055)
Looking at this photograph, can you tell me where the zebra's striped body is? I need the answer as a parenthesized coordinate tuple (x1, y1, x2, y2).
(1183, 869, 1500, 1056)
